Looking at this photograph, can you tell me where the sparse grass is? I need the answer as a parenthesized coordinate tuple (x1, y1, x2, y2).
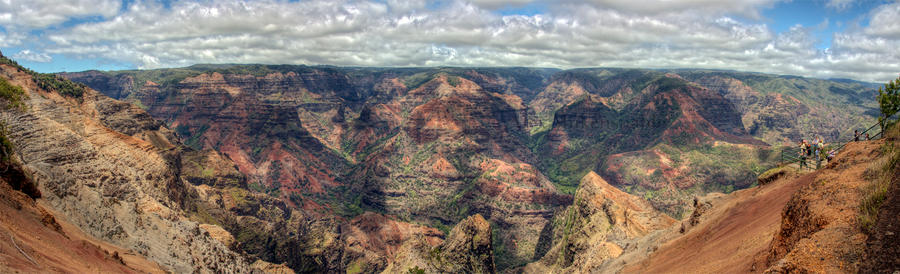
(757, 166, 793, 186)
(859, 124, 900, 232)
(228, 187, 249, 207)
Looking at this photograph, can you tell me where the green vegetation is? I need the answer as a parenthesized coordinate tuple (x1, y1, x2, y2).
(0, 77, 26, 110)
(0, 54, 86, 98)
(407, 266, 425, 274)
(346, 260, 365, 274)
(228, 187, 250, 207)
(877, 75, 900, 131)
(189, 204, 222, 226)
(0, 123, 14, 163)
(33, 73, 87, 98)
(859, 79, 900, 231)
(447, 75, 460, 87)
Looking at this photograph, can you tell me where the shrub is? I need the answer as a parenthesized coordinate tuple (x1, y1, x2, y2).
(877, 75, 900, 130)
(0, 77, 26, 110)
(0, 53, 85, 99)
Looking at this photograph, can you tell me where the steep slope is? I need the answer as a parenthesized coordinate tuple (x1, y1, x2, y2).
(677, 70, 878, 145)
(0, 159, 164, 273)
(2, 53, 502, 273)
(535, 73, 770, 216)
(384, 214, 495, 273)
(524, 171, 675, 272)
(621, 138, 894, 273)
(65, 67, 568, 269)
(350, 75, 570, 269)
(0, 60, 255, 272)
(621, 167, 809, 273)
(766, 140, 883, 272)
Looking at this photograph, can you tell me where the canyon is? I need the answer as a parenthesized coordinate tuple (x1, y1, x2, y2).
(0, 48, 893, 273)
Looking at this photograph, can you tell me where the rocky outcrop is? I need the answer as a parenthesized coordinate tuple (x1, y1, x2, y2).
(526, 172, 675, 272)
(0, 160, 165, 273)
(59, 70, 135, 99)
(384, 214, 494, 273)
(0, 63, 255, 273)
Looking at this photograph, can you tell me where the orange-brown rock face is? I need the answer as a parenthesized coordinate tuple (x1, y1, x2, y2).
(526, 171, 675, 272)
(384, 214, 495, 274)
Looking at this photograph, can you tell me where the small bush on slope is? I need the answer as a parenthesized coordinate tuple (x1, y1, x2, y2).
(0, 77, 26, 111)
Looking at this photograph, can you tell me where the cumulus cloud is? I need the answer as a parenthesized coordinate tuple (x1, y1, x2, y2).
(572, 0, 779, 18)
(864, 2, 900, 39)
(12, 49, 52, 62)
(4, 0, 895, 82)
(0, 0, 121, 28)
(467, 0, 537, 9)
(0, 30, 24, 47)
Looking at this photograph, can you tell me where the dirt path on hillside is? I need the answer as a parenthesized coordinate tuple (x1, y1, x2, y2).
(623, 172, 815, 273)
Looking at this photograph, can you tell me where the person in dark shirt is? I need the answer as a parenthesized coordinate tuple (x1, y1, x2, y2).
(854, 130, 860, 142)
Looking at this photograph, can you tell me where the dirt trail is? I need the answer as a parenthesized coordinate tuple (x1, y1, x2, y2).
(625, 140, 887, 273)
(623, 170, 814, 273)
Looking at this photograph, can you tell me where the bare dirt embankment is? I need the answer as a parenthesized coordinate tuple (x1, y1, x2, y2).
(624, 140, 886, 273)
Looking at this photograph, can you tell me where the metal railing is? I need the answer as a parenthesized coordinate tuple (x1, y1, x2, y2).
(772, 111, 899, 172)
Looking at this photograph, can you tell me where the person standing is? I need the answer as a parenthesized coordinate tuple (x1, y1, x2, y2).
(799, 139, 808, 170)
(854, 130, 860, 142)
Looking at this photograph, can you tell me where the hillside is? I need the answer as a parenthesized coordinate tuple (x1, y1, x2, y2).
(626, 130, 900, 272)
(0, 52, 496, 273)
(60, 64, 878, 270)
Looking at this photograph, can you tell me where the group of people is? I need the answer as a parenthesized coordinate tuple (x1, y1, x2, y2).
(854, 130, 871, 142)
(798, 137, 834, 169)
(797, 129, 874, 170)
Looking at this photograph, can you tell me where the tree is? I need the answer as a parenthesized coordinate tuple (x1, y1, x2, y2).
(877, 75, 900, 133)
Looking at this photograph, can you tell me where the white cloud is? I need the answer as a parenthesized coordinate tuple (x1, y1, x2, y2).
(0, 0, 121, 28)
(12, 49, 51, 62)
(864, 2, 900, 39)
(826, 0, 854, 10)
(467, 0, 536, 9)
(0, 30, 24, 47)
(9, 0, 896, 83)
(572, 0, 780, 19)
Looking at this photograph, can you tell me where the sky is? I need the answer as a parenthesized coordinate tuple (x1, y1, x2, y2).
(0, 0, 898, 83)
